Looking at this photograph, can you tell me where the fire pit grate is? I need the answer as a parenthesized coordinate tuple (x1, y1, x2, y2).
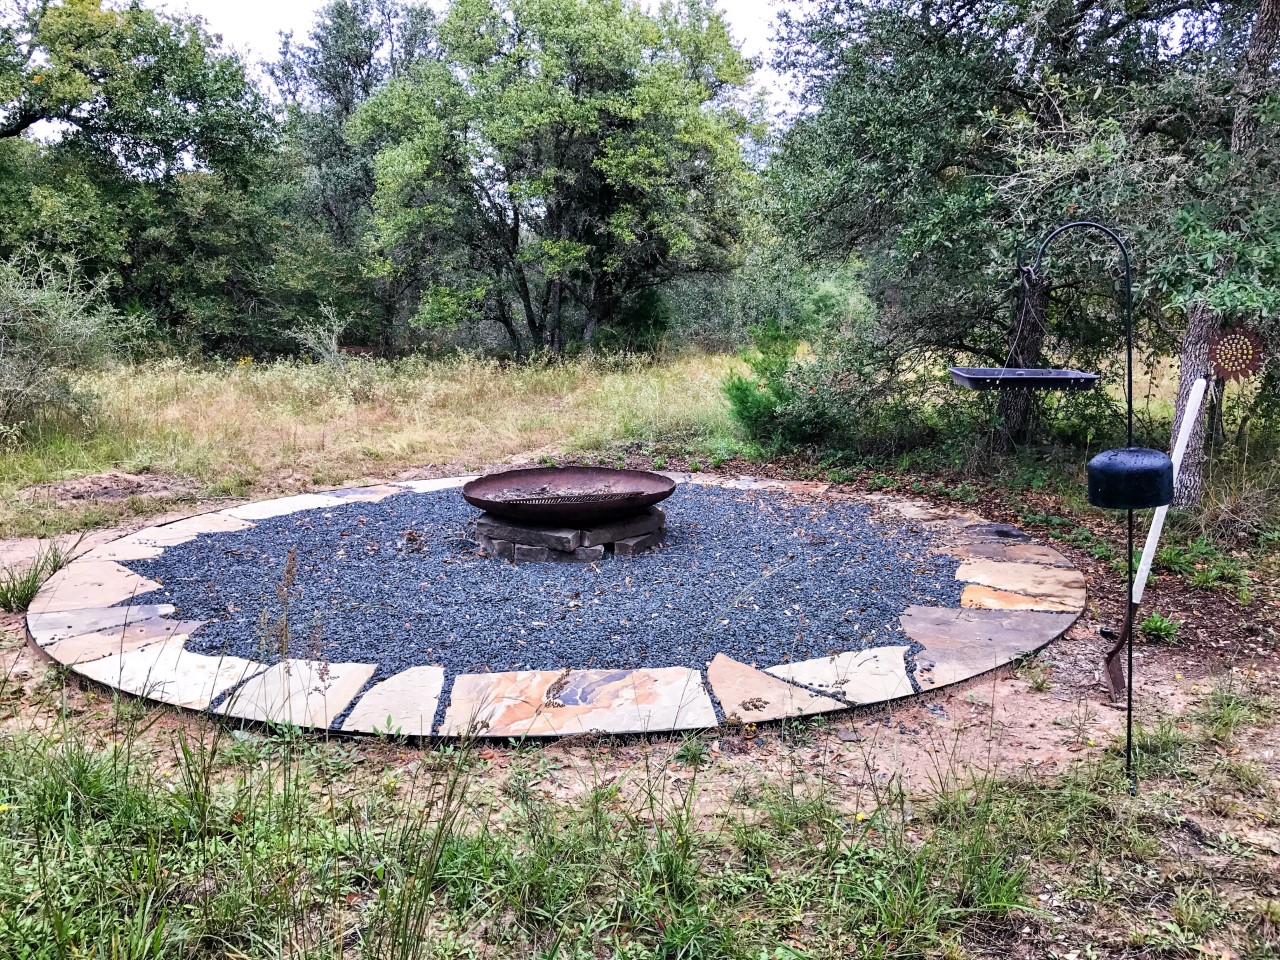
(463, 466, 675, 526)
(506, 492, 643, 506)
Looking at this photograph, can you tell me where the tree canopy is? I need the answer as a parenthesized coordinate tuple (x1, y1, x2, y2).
(766, 0, 1280, 488)
(352, 0, 753, 355)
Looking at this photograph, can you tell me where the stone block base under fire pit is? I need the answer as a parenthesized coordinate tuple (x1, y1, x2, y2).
(476, 508, 665, 562)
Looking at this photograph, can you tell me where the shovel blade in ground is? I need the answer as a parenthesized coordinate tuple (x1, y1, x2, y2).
(1101, 605, 1133, 701)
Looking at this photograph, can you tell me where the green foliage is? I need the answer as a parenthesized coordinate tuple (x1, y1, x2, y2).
(0, 251, 115, 428)
(1139, 612, 1182, 646)
(1194, 679, 1277, 744)
(757, 0, 1280, 466)
(353, 0, 753, 356)
(0, 0, 269, 173)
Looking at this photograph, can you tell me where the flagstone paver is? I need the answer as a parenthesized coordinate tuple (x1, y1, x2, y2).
(901, 606, 1077, 688)
(439, 667, 716, 737)
(766, 646, 915, 704)
(26, 477, 1088, 737)
(326, 484, 408, 503)
(80, 514, 257, 562)
(72, 639, 265, 709)
(341, 666, 446, 735)
(225, 493, 349, 521)
(956, 559, 1086, 602)
(26, 604, 176, 647)
(28, 561, 164, 615)
(215, 659, 377, 728)
(943, 541, 1071, 566)
(961, 583, 1082, 613)
(707, 654, 846, 722)
(44, 618, 204, 665)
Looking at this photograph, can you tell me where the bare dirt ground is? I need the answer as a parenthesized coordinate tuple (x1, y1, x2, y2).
(4, 462, 1276, 807)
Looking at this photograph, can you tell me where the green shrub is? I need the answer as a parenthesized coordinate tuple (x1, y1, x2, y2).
(0, 251, 115, 431)
(1139, 611, 1181, 645)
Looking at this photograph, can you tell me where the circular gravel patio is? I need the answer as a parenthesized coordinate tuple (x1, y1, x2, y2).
(25, 474, 1087, 738)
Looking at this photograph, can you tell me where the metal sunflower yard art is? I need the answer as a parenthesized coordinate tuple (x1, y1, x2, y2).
(1210, 326, 1264, 382)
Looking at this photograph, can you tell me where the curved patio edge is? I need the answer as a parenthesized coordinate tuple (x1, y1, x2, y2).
(25, 474, 1086, 739)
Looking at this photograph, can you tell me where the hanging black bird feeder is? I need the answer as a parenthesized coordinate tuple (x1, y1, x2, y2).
(950, 220, 1174, 794)
(1087, 447, 1174, 511)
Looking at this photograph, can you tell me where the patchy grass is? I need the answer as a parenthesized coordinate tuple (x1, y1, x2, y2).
(0, 712, 1036, 960)
(0, 354, 743, 537)
(1194, 677, 1278, 744)
(0, 535, 78, 611)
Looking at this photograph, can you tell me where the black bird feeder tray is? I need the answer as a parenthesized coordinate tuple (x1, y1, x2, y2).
(948, 367, 1100, 391)
(950, 220, 1175, 796)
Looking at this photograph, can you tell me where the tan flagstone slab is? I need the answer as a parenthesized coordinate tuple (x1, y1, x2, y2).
(943, 542, 1070, 566)
(136, 513, 256, 543)
(215, 659, 377, 728)
(674, 474, 832, 496)
(341, 666, 445, 735)
(26, 604, 176, 647)
(957, 521, 1033, 543)
(766, 646, 914, 705)
(392, 476, 476, 493)
(439, 667, 716, 737)
(79, 538, 165, 562)
(28, 561, 164, 615)
(324, 484, 407, 503)
(961, 584, 1081, 613)
(707, 654, 846, 723)
(863, 495, 957, 524)
(900, 606, 1079, 689)
(82, 513, 256, 562)
(956, 559, 1085, 599)
(72, 639, 265, 710)
(45, 618, 205, 665)
(224, 493, 348, 521)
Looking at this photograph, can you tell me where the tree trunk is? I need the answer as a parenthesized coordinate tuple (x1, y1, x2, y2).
(1170, 0, 1280, 506)
(995, 273, 1049, 449)
(1170, 301, 1218, 505)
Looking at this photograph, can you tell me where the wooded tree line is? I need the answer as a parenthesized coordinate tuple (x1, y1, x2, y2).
(3, 0, 1279, 508)
(761, 0, 1280, 505)
(0, 0, 751, 357)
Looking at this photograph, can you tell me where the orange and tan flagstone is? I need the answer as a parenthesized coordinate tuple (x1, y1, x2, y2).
(942, 541, 1071, 566)
(439, 667, 716, 737)
(961, 584, 1082, 613)
(956, 559, 1085, 602)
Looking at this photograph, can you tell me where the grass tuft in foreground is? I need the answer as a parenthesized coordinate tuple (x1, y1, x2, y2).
(0, 537, 78, 612)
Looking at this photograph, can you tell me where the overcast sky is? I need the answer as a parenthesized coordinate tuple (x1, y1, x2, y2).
(149, 0, 787, 93)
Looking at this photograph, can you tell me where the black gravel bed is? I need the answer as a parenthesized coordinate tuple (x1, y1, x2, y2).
(120, 485, 962, 726)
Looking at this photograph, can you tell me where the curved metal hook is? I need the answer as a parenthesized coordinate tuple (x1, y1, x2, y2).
(1028, 220, 1134, 447)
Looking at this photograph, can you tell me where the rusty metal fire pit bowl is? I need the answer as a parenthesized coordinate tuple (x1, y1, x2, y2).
(462, 466, 675, 527)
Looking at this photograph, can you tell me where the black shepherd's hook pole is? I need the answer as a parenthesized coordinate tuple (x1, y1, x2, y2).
(1026, 220, 1139, 793)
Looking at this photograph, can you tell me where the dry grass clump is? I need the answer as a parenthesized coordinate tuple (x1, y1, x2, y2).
(0, 353, 740, 536)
